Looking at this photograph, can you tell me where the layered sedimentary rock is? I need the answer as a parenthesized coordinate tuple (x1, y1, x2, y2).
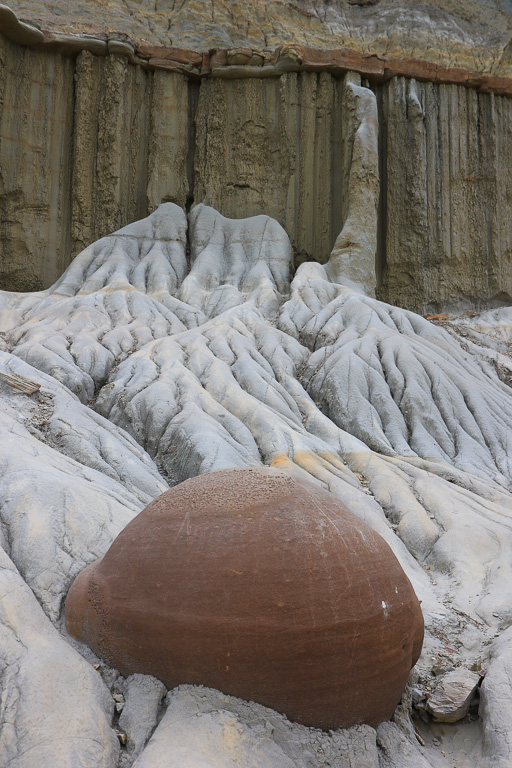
(0, 33, 369, 290)
(65, 467, 424, 730)
(2, 1, 512, 764)
(0, 34, 191, 290)
(1, 29, 364, 289)
(2, 0, 512, 310)
(5, 0, 512, 77)
(0, 33, 74, 290)
(377, 77, 512, 312)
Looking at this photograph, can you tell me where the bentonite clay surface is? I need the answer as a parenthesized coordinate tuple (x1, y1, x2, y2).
(2, 199, 512, 766)
(65, 466, 424, 730)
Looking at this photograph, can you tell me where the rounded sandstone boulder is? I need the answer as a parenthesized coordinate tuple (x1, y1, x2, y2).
(65, 467, 423, 729)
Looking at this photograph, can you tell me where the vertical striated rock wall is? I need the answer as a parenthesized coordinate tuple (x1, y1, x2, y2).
(194, 72, 348, 267)
(378, 77, 512, 313)
(71, 51, 190, 256)
(327, 75, 379, 297)
(72, 52, 150, 255)
(0, 34, 357, 291)
(1, 31, 511, 311)
(0, 34, 74, 290)
(0, 36, 192, 291)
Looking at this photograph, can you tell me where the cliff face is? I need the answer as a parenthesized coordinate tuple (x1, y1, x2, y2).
(0, 35, 364, 293)
(1, 0, 512, 310)
(0, 35, 74, 290)
(378, 78, 512, 311)
(0, 35, 190, 290)
(193, 73, 355, 270)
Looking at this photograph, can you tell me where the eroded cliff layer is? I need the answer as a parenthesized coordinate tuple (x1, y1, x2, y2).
(378, 78, 512, 311)
(5, 0, 512, 77)
(1, 0, 512, 311)
(0, 35, 363, 291)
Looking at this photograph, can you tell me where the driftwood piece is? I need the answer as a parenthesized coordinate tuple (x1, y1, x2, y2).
(0, 371, 41, 394)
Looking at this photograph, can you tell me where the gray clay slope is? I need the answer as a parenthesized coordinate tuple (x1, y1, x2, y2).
(1, 81, 512, 768)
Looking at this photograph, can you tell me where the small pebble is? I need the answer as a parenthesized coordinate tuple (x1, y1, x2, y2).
(115, 728, 127, 746)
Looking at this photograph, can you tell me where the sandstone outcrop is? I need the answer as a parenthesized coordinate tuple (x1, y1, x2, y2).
(2, 1, 512, 311)
(65, 466, 424, 730)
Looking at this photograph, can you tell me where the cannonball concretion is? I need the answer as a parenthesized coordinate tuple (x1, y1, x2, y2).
(65, 467, 424, 729)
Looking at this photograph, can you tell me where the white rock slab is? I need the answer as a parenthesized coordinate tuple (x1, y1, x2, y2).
(118, 674, 167, 766)
(179, 204, 292, 319)
(426, 669, 480, 722)
(377, 721, 434, 768)
(479, 628, 512, 768)
(0, 547, 119, 768)
(284, 276, 512, 486)
(133, 686, 380, 768)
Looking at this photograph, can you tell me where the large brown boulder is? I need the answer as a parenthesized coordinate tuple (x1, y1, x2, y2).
(65, 467, 423, 729)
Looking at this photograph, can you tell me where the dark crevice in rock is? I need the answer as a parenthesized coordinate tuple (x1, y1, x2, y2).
(186, 78, 199, 210)
(374, 84, 387, 292)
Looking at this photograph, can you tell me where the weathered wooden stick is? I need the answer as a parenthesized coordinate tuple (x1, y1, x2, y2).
(0, 371, 41, 394)
(414, 725, 426, 747)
